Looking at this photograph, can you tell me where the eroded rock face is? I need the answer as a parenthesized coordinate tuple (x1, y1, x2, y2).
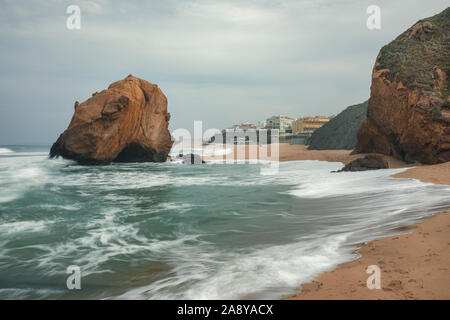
(50, 75, 173, 165)
(355, 8, 450, 164)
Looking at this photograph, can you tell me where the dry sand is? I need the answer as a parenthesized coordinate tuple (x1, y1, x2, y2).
(392, 161, 450, 185)
(204, 143, 449, 299)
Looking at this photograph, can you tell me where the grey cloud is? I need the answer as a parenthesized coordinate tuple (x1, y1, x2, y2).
(0, 0, 448, 144)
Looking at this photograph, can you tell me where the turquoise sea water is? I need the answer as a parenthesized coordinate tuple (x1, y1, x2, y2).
(0, 146, 449, 299)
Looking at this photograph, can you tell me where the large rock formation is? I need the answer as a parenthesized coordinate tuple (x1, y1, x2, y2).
(50, 75, 173, 165)
(308, 101, 368, 150)
(354, 8, 450, 164)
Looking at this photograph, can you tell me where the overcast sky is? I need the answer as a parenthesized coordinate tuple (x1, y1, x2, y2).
(0, 0, 448, 145)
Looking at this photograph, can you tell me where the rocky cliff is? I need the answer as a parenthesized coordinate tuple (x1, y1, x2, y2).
(308, 101, 368, 150)
(50, 75, 173, 165)
(354, 8, 450, 164)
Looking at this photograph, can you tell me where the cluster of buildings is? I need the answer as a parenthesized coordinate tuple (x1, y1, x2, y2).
(211, 115, 331, 145)
(255, 115, 331, 135)
(291, 116, 330, 134)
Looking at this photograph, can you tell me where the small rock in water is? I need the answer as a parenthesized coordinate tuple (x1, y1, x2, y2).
(338, 154, 389, 172)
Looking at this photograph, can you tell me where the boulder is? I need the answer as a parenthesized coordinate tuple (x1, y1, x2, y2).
(354, 8, 450, 164)
(50, 75, 173, 165)
(339, 154, 389, 172)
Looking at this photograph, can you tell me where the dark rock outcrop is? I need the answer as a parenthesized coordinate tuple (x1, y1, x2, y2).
(50, 75, 173, 165)
(339, 155, 389, 172)
(354, 8, 450, 164)
(308, 101, 368, 150)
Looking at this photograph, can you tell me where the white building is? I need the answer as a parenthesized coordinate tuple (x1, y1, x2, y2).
(265, 115, 295, 135)
(257, 120, 267, 129)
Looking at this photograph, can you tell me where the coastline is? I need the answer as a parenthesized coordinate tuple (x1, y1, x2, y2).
(281, 148, 450, 299)
(284, 210, 450, 299)
(204, 143, 450, 299)
(203, 143, 417, 168)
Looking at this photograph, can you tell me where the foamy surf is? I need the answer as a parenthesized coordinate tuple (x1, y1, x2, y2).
(0, 148, 14, 154)
(169, 145, 232, 157)
(0, 147, 449, 299)
(117, 232, 354, 300)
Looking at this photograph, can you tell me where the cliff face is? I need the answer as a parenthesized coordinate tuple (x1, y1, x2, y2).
(50, 75, 173, 165)
(308, 101, 368, 150)
(355, 8, 450, 164)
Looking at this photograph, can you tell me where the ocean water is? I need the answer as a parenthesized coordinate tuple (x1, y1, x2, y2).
(0, 146, 449, 299)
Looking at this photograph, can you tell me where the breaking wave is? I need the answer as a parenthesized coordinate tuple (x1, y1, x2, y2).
(0, 148, 14, 154)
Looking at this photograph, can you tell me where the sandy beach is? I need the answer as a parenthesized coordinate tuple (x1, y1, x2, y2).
(203, 143, 416, 168)
(204, 143, 450, 299)
(285, 210, 450, 299)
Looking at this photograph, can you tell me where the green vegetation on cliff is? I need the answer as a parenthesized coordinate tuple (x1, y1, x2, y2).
(376, 7, 450, 100)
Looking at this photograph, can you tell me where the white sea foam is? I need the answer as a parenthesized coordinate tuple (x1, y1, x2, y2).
(38, 204, 80, 211)
(272, 161, 422, 198)
(0, 163, 46, 203)
(117, 232, 355, 299)
(0, 148, 14, 154)
(158, 202, 194, 212)
(0, 288, 62, 299)
(13, 152, 48, 156)
(0, 221, 47, 234)
(169, 146, 232, 157)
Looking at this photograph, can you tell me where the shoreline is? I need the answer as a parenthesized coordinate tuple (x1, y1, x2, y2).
(203, 143, 450, 299)
(284, 210, 450, 299)
(282, 150, 450, 300)
(202, 143, 418, 168)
